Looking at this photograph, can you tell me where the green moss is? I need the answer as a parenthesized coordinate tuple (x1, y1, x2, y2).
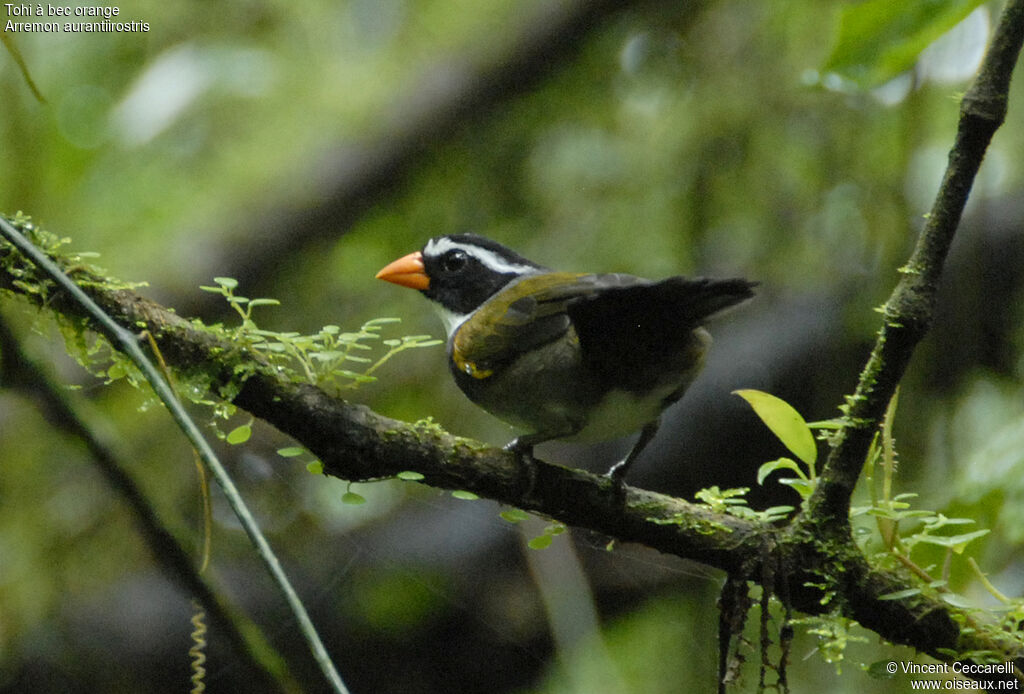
(647, 512, 736, 536)
(2, 217, 443, 442)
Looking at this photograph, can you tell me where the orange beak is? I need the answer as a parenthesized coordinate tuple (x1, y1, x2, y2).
(375, 251, 430, 290)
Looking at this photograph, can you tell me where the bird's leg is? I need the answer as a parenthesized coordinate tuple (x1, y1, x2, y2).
(504, 422, 582, 501)
(606, 418, 661, 496)
(503, 434, 548, 500)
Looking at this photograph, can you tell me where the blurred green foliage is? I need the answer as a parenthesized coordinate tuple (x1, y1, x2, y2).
(2, 0, 1024, 692)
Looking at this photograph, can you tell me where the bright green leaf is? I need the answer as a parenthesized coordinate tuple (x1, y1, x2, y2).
(363, 317, 402, 327)
(277, 446, 304, 457)
(757, 457, 806, 486)
(306, 461, 324, 475)
(777, 477, 817, 498)
(451, 490, 478, 500)
(940, 592, 974, 608)
(761, 505, 796, 520)
(878, 587, 922, 601)
(734, 389, 817, 465)
(528, 535, 553, 550)
(916, 528, 990, 551)
(213, 276, 238, 289)
(342, 491, 367, 505)
(824, 0, 988, 87)
(226, 424, 252, 445)
(396, 471, 425, 481)
(500, 509, 530, 523)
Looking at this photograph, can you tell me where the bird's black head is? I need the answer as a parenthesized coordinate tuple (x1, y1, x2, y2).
(420, 234, 546, 315)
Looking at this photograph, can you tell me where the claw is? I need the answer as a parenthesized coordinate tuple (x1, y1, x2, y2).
(604, 418, 661, 502)
(504, 437, 538, 499)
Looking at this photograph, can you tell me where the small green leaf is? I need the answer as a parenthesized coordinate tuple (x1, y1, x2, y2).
(397, 471, 425, 481)
(363, 317, 401, 327)
(940, 592, 974, 608)
(734, 389, 817, 466)
(248, 298, 281, 307)
(757, 458, 806, 486)
(342, 491, 366, 505)
(306, 460, 324, 475)
(310, 351, 345, 361)
(761, 505, 796, 520)
(214, 276, 238, 289)
(500, 509, 530, 524)
(451, 490, 478, 500)
(916, 529, 990, 551)
(808, 418, 845, 430)
(404, 335, 443, 346)
(528, 535, 553, 550)
(777, 477, 816, 499)
(277, 446, 304, 458)
(226, 424, 252, 445)
(878, 588, 922, 601)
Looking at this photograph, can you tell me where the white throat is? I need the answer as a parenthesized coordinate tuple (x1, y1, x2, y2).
(433, 304, 470, 338)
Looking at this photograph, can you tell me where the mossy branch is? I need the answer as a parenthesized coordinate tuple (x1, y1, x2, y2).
(3, 223, 1022, 679)
(806, 0, 1024, 523)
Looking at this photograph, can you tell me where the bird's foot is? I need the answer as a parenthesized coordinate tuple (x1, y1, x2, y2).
(503, 437, 539, 502)
(604, 460, 630, 504)
(604, 419, 660, 504)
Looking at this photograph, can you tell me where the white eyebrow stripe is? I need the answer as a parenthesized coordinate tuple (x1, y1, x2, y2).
(425, 237, 537, 275)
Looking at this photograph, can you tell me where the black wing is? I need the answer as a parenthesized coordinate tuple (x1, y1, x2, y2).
(568, 275, 756, 391)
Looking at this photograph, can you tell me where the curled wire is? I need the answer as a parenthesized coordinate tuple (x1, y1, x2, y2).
(189, 599, 208, 694)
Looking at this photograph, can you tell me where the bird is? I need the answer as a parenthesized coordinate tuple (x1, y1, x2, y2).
(376, 234, 756, 491)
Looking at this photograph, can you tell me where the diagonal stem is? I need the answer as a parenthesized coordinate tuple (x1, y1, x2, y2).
(806, 0, 1024, 523)
(0, 216, 351, 694)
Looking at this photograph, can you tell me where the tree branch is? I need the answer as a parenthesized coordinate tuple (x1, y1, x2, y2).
(2, 235, 1022, 678)
(807, 0, 1024, 523)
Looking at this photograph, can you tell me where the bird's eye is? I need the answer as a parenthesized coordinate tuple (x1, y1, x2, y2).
(441, 250, 468, 273)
